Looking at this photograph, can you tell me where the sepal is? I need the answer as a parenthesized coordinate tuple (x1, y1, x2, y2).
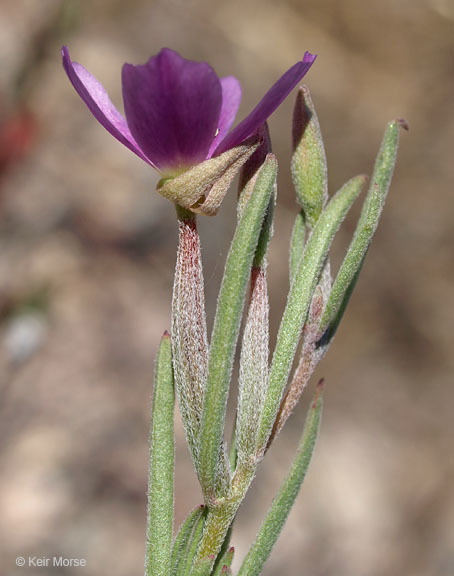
(158, 137, 261, 216)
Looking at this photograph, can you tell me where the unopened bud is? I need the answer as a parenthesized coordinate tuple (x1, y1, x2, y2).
(291, 85, 328, 228)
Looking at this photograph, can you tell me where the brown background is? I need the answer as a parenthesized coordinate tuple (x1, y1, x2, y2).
(0, 1, 452, 575)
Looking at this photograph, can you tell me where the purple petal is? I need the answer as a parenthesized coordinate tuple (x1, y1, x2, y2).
(207, 76, 242, 158)
(122, 48, 222, 174)
(214, 52, 317, 156)
(61, 46, 151, 165)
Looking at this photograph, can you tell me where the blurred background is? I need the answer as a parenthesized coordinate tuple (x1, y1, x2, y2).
(0, 0, 452, 575)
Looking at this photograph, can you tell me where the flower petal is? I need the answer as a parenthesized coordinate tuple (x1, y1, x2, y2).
(207, 76, 242, 158)
(122, 48, 222, 174)
(214, 52, 317, 156)
(61, 46, 151, 165)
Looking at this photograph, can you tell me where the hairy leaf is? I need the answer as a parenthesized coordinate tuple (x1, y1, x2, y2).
(238, 382, 323, 576)
(319, 119, 405, 342)
(198, 154, 277, 499)
(145, 332, 175, 576)
(257, 175, 366, 453)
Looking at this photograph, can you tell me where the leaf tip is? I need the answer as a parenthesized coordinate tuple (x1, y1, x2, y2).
(265, 151, 278, 167)
(394, 118, 409, 132)
(312, 378, 325, 408)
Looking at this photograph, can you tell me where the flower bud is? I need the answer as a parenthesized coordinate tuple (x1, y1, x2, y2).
(291, 85, 328, 228)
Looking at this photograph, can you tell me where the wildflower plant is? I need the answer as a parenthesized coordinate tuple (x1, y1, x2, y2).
(63, 46, 405, 576)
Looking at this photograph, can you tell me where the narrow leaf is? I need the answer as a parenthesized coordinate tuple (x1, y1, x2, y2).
(257, 175, 366, 453)
(229, 419, 238, 473)
(273, 258, 331, 442)
(198, 154, 277, 499)
(253, 194, 275, 270)
(289, 209, 306, 286)
(291, 85, 328, 228)
(192, 501, 239, 575)
(172, 211, 208, 468)
(236, 266, 269, 470)
(215, 443, 232, 499)
(213, 524, 234, 575)
(270, 285, 323, 441)
(319, 119, 405, 341)
(213, 547, 235, 576)
(171, 506, 205, 576)
(145, 331, 175, 576)
(237, 382, 323, 576)
(189, 555, 215, 576)
(181, 509, 207, 576)
(238, 124, 272, 217)
(238, 123, 275, 270)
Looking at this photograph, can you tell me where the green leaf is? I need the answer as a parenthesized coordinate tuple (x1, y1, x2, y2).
(188, 555, 215, 576)
(237, 124, 272, 218)
(198, 154, 277, 500)
(257, 175, 366, 453)
(213, 546, 235, 576)
(253, 192, 275, 269)
(145, 332, 175, 576)
(289, 209, 306, 286)
(270, 285, 324, 441)
(212, 523, 234, 575)
(237, 124, 275, 270)
(181, 508, 207, 576)
(291, 85, 328, 229)
(171, 506, 205, 575)
(319, 120, 404, 341)
(237, 382, 323, 576)
(191, 501, 239, 576)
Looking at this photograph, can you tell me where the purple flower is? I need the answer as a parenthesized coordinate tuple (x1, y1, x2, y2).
(62, 47, 316, 177)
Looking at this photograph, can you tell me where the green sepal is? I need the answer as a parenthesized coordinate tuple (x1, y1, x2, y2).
(319, 119, 405, 342)
(237, 382, 323, 576)
(257, 174, 366, 453)
(145, 331, 175, 576)
(158, 138, 260, 216)
(198, 154, 277, 500)
(291, 85, 328, 228)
